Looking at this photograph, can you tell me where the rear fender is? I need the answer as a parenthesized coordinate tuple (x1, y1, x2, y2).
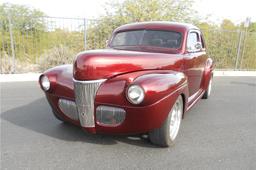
(201, 58, 214, 90)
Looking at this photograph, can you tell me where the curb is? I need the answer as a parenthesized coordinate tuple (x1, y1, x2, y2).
(1, 71, 256, 82)
(0, 73, 41, 82)
(214, 71, 256, 77)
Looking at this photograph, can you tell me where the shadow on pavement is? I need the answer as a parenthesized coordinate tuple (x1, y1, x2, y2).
(1, 97, 159, 148)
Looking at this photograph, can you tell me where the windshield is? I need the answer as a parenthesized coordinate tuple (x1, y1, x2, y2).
(111, 30, 182, 49)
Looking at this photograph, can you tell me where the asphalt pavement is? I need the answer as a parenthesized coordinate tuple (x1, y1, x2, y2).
(1, 77, 256, 169)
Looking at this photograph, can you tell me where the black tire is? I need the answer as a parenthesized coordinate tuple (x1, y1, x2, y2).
(149, 95, 183, 147)
(202, 76, 213, 99)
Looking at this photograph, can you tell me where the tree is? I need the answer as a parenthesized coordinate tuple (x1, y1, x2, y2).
(105, 0, 197, 22)
(0, 3, 45, 33)
(87, 0, 199, 49)
(0, 3, 46, 62)
(220, 19, 237, 30)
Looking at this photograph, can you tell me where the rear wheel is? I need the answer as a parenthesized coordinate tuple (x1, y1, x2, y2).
(149, 95, 183, 147)
(202, 76, 213, 99)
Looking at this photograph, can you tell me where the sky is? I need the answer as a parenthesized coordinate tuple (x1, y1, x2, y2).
(1, 0, 255, 24)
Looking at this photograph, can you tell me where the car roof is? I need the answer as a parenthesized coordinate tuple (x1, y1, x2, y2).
(114, 21, 199, 33)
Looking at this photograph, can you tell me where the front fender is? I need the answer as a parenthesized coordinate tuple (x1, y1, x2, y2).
(96, 70, 188, 107)
(39, 64, 74, 99)
(132, 72, 187, 106)
(95, 70, 189, 134)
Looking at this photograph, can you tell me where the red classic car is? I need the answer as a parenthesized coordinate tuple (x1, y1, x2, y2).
(39, 21, 213, 147)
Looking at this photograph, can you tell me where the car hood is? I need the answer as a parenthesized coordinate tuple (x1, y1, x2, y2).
(73, 49, 182, 80)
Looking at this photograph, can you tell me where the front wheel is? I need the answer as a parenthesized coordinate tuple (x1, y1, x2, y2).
(149, 95, 183, 147)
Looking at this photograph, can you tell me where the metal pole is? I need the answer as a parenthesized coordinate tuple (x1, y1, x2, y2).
(240, 27, 248, 69)
(83, 18, 87, 50)
(8, 13, 16, 73)
(235, 30, 243, 70)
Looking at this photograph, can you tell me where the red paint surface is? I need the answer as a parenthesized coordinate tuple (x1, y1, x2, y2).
(40, 22, 214, 134)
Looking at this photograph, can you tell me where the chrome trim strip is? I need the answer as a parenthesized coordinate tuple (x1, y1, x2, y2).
(73, 79, 106, 127)
(73, 79, 107, 84)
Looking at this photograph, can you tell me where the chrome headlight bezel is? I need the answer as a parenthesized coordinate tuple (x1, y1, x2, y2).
(40, 75, 50, 91)
(126, 85, 145, 105)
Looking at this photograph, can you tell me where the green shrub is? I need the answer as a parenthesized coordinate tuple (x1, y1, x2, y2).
(0, 51, 12, 73)
(39, 45, 76, 71)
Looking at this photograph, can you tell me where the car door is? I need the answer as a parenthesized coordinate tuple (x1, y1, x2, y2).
(184, 30, 206, 98)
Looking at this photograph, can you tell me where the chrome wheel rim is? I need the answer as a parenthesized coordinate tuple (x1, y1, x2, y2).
(169, 97, 183, 141)
(207, 77, 212, 96)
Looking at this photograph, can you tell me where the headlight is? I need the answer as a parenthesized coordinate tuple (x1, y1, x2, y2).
(41, 75, 50, 91)
(127, 85, 144, 104)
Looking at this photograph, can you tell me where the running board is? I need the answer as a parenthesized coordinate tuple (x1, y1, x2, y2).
(187, 89, 205, 111)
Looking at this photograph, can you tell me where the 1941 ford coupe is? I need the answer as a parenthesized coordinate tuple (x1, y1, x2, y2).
(39, 22, 213, 147)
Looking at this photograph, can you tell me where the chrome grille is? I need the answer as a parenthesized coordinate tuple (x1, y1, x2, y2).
(73, 79, 106, 127)
(58, 99, 78, 120)
(96, 105, 126, 126)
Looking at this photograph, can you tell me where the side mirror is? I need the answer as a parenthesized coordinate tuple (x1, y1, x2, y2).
(195, 42, 202, 50)
(187, 42, 202, 53)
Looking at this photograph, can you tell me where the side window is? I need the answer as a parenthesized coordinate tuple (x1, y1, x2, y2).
(187, 32, 200, 51)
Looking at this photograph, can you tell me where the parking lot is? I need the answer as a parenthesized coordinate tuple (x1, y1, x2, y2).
(1, 77, 256, 169)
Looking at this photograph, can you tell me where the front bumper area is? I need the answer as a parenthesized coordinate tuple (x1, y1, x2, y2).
(45, 90, 178, 135)
(58, 99, 78, 121)
(58, 98, 126, 128)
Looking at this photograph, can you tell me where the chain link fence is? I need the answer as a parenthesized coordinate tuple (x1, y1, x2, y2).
(202, 29, 256, 70)
(1, 16, 256, 73)
(0, 16, 108, 73)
